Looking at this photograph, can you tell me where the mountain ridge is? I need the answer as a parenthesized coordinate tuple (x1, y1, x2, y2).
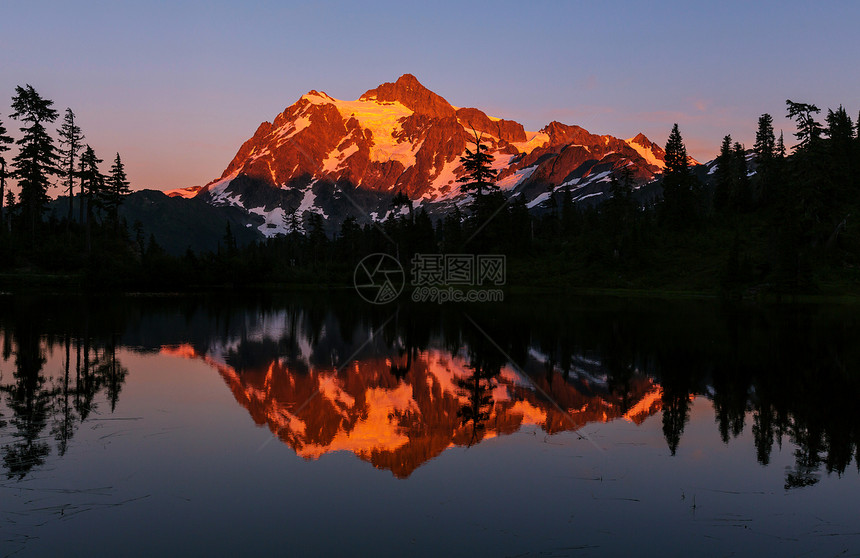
(167, 74, 675, 237)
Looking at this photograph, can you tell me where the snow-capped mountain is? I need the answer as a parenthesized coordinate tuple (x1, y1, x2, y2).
(168, 74, 669, 237)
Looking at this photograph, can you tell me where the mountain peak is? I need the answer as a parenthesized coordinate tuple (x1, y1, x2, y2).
(197, 75, 677, 238)
(360, 74, 456, 119)
(630, 132, 655, 148)
(300, 89, 334, 103)
(625, 133, 666, 169)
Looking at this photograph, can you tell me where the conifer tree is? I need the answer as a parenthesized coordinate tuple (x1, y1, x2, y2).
(58, 108, 84, 222)
(103, 152, 130, 230)
(390, 190, 413, 223)
(825, 105, 853, 143)
(825, 106, 855, 196)
(338, 215, 361, 259)
(457, 130, 503, 250)
(560, 184, 575, 236)
(10, 85, 59, 241)
(4, 191, 15, 217)
(78, 145, 104, 253)
(786, 100, 822, 152)
(0, 117, 13, 229)
(732, 142, 750, 212)
(661, 123, 697, 226)
(713, 135, 733, 212)
(784, 100, 833, 250)
(604, 169, 636, 255)
(457, 130, 498, 198)
(664, 124, 688, 174)
(288, 208, 303, 236)
(221, 221, 237, 256)
(754, 114, 776, 161)
(753, 114, 776, 204)
(78, 145, 104, 208)
(776, 131, 786, 159)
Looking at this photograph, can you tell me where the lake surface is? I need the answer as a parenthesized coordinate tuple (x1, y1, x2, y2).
(1, 293, 858, 557)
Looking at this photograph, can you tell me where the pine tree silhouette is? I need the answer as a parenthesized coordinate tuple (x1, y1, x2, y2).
(10, 85, 59, 243)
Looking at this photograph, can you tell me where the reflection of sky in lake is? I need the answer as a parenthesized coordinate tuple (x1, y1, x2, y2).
(1, 298, 859, 556)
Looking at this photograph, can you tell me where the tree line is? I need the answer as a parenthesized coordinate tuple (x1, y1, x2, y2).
(0, 84, 131, 269)
(1, 85, 858, 295)
(216, 99, 859, 297)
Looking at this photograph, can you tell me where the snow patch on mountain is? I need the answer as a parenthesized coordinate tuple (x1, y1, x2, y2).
(256, 207, 287, 236)
(625, 137, 665, 169)
(303, 92, 418, 165)
(165, 186, 202, 199)
(527, 192, 551, 209)
(497, 165, 538, 190)
(322, 143, 360, 174)
(512, 131, 550, 153)
(207, 170, 241, 201)
(274, 116, 311, 144)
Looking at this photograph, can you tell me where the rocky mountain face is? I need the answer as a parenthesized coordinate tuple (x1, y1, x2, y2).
(169, 74, 670, 237)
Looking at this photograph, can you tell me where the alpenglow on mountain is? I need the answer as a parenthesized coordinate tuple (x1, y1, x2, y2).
(168, 74, 669, 236)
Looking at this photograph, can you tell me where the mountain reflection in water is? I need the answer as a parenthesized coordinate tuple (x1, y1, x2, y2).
(0, 294, 858, 491)
(161, 343, 661, 478)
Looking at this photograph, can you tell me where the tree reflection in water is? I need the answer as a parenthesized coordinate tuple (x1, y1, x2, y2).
(1, 294, 859, 489)
(0, 298, 129, 479)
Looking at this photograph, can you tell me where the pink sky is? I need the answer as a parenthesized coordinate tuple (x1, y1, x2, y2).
(2, 1, 857, 191)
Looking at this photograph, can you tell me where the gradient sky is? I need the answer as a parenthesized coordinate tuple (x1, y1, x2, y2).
(2, 0, 858, 191)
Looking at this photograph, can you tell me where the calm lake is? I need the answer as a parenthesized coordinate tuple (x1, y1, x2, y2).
(1, 293, 858, 557)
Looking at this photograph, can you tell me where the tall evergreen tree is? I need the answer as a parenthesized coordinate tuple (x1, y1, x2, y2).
(307, 212, 328, 262)
(825, 106, 855, 191)
(78, 145, 104, 207)
(753, 114, 776, 204)
(78, 145, 104, 253)
(338, 215, 361, 260)
(776, 131, 786, 159)
(786, 100, 822, 152)
(664, 123, 689, 174)
(57, 108, 84, 222)
(103, 152, 131, 230)
(732, 142, 750, 212)
(781, 100, 833, 264)
(754, 114, 776, 160)
(10, 85, 59, 241)
(823, 106, 856, 238)
(4, 191, 15, 213)
(661, 123, 697, 226)
(713, 134, 733, 212)
(390, 190, 413, 223)
(457, 130, 498, 198)
(0, 117, 13, 230)
(825, 105, 854, 143)
(457, 130, 503, 251)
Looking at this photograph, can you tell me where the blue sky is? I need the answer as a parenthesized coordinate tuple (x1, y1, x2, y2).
(2, 0, 858, 190)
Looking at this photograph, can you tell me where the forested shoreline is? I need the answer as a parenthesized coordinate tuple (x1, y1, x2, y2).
(1, 85, 858, 298)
